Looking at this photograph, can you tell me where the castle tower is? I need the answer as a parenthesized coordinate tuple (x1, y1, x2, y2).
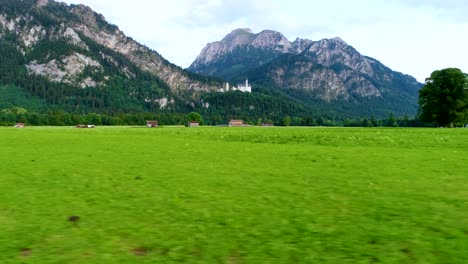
(245, 78, 251, 93)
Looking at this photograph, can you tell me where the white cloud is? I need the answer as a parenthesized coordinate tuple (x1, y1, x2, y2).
(61, 0, 468, 82)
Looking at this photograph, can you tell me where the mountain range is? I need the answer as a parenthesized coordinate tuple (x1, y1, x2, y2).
(189, 28, 422, 116)
(0, 0, 422, 123)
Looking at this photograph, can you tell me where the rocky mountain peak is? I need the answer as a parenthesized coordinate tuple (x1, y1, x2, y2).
(304, 37, 362, 68)
(189, 28, 294, 78)
(220, 28, 255, 47)
(312, 37, 350, 50)
(230, 28, 253, 35)
(69, 4, 108, 30)
(189, 30, 357, 78)
(253, 30, 291, 52)
(332, 37, 347, 45)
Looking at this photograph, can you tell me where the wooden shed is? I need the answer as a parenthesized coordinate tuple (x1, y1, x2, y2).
(146, 120, 159, 128)
(75, 124, 95, 128)
(188, 121, 200, 127)
(229, 120, 244, 127)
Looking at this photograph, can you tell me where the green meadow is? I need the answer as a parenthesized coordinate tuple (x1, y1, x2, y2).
(0, 126, 467, 263)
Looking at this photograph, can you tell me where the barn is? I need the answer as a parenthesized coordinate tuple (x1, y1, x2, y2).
(146, 120, 159, 128)
(229, 120, 244, 127)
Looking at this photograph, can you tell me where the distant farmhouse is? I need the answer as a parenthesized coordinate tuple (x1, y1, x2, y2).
(75, 124, 95, 128)
(218, 79, 252, 93)
(187, 121, 200, 127)
(146, 120, 158, 128)
(229, 120, 245, 127)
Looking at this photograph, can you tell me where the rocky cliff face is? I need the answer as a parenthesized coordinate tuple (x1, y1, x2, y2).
(302, 38, 386, 81)
(262, 55, 381, 101)
(69, 4, 221, 93)
(189, 28, 422, 104)
(0, 0, 221, 94)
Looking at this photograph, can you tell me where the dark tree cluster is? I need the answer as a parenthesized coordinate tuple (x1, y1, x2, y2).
(418, 68, 468, 127)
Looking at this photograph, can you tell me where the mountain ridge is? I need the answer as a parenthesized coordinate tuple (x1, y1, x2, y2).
(188, 28, 422, 115)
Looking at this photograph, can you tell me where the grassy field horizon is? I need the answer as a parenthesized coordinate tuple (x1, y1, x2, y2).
(0, 126, 467, 263)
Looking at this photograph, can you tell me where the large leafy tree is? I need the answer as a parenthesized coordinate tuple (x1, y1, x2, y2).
(186, 112, 204, 125)
(418, 68, 468, 127)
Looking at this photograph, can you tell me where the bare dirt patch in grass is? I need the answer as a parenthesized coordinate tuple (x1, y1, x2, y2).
(132, 247, 150, 256)
(20, 248, 32, 257)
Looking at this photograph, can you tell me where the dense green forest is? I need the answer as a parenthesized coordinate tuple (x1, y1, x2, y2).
(0, 100, 429, 127)
(0, 109, 425, 127)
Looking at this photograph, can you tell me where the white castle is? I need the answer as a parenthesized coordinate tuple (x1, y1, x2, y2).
(219, 79, 252, 93)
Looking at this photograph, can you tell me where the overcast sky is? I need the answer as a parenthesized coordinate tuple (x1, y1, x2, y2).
(61, 0, 468, 82)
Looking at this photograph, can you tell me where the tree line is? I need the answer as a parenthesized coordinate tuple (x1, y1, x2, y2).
(0, 108, 431, 128)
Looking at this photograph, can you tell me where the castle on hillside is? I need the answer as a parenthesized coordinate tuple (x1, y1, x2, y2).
(218, 79, 252, 93)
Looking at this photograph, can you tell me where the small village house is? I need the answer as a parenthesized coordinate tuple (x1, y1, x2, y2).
(229, 120, 244, 127)
(188, 121, 200, 127)
(146, 120, 158, 128)
(75, 124, 95, 128)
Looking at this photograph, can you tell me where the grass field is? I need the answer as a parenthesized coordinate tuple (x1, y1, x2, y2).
(0, 126, 467, 263)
